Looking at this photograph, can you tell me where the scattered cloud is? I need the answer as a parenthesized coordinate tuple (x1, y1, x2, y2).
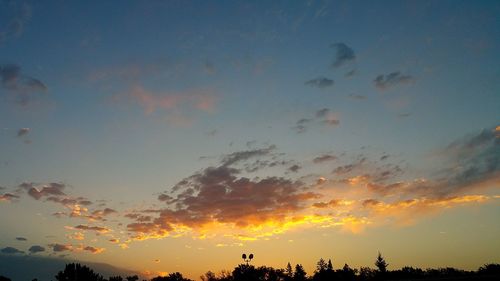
(116, 85, 216, 115)
(50, 243, 72, 252)
(313, 154, 337, 164)
(305, 77, 334, 89)
(28, 245, 45, 254)
(288, 164, 301, 173)
(0, 193, 19, 202)
(1, 247, 24, 255)
(83, 246, 105, 254)
(331, 43, 355, 68)
(20, 182, 66, 200)
(374, 71, 414, 90)
(74, 225, 111, 234)
(0, 64, 47, 106)
(17, 128, 30, 137)
(293, 108, 340, 133)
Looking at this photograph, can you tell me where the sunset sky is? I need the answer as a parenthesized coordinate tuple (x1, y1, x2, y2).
(1, 0, 499, 279)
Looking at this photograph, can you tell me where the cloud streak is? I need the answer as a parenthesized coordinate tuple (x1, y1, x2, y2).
(374, 71, 414, 90)
(0, 64, 47, 106)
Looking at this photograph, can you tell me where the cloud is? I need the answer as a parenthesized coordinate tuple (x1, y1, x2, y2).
(293, 108, 340, 133)
(128, 162, 320, 240)
(220, 145, 276, 167)
(288, 164, 301, 173)
(118, 85, 216, 115)
(0, 64, 47, 106)
(362, 195, 490, 226)
(331, 43, 355, 68)
(0, 193, 19, 202)
(74, 225, 110, 233)
(305, 77, 334, 88)
(0, 2, 32, 43)
(82, 246, 105, 254)
(28, 245, 45, 254)
(20, 182, 66, 200)
(313, 154, 337, 164)
(17, 128, 30, 137)
(374, 71, 414, 90)
(315, 108, 330, 118)
(50, 244, 72, 252)
(15, 237, 27, 241)
(1, 247, 24, 255)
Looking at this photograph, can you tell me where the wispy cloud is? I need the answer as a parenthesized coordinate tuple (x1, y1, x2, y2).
(0, 64, 47, 106)
(331, 43, 355, 68)
(305, 77, 334, 89)
(293, 108, 340, 133)
(374, 71, 414, 90)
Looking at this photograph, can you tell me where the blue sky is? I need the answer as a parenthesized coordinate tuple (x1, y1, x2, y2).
(1, 0, 499, 279)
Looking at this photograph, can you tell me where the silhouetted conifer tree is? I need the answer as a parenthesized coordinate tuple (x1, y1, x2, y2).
(293, 264, 307, 281)
(374, 252, 388, 273)
(55, 263, 104, 281)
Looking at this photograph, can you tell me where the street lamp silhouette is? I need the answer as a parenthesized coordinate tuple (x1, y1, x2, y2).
(242, 253, 254, 265)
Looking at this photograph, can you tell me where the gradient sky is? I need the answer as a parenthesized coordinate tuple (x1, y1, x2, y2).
(1, 0, 499, 279)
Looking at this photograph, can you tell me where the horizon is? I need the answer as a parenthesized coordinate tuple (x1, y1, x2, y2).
(1, 0, 499, 280)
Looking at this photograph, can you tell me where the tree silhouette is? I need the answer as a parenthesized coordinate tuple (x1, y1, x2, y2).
(126, 275, 139, 281)
(55, 263, 105, 281)
(293, 264, 307, 281)
(0, 276, 11, 281)
(151, 272, 192, 281)
(109, 276, 124, 281)
(374, 252, 388, 273)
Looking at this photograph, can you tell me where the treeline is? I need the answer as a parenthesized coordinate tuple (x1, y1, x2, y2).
(1, 253, 499, 281)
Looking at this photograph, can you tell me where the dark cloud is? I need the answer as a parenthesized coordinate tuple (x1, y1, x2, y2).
(0, 2, 32, 43)
(0, 64, 47, 106)
(374, 71, 414, 90)
(315, 108, 330, 118)
(367, 126, 500, 198)
(20, 182, 66, 200)
(305, 77, 334, 88)
(331, 43, 355, 68)
(74, 225, 110, 233)
(28, 245, 45, 254)
(220, 145, 276, 167)
(313, 154, 337, 164)
(293, 108, 339, 133)
(288, 164, 301, 173)
(1, 247, 24, 255)
(128, 164, 320, 239)
(333, 158, 366, 175)
(17, 128, 30, 137)
(15, 237, 27, 241)
(50, 244, 72, 252)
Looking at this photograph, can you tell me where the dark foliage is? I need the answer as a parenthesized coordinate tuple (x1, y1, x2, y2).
(55, 263, 105, 281)
(1, 254, 499, 281)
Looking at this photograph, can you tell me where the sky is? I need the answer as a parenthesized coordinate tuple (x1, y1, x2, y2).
(0, 0, 499, 279)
